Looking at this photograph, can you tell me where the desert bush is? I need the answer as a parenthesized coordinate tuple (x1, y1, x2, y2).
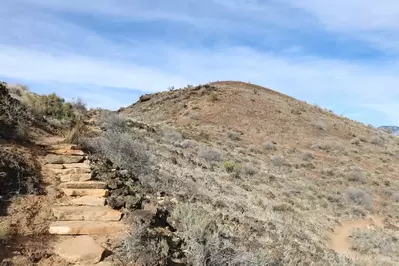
(71, 97, 87, 114)
(163, 129, 183, 143)
(321, 168, 334, 176)
(345, 187, 373, 210)
(171, 203, 267, 266)
(248, 145, 261, 154)
(301, 151, 314, 161)
(271, 155, 285, 166)
(311, 139, 345, 152)
(350, 137, 361, 145)
(97, 111, 129, 133)
(84, 131, 151, 177)
(65, 115, 86, 144)
(199, 148, 222, 162)
(209, 92, 218, 102)
(351, 229, 399, 258)
(228, 131, 241, 141)
(370, 135, 385, 146)
(223, 161, 243, 178)
(22, 93, 75, 120)
(392, 192, 399, 203)
(180, 139, 197, 149)
(347, 167, 366, 184)
(243, 163, 257, 175)
(121, 223, 169, 266)
(263, 141, 276, 150)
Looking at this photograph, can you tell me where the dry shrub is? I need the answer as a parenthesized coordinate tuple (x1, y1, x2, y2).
(345, 187, 373, 210)
(301, 151, 314, 161)
(228, 131, 241, 141)
(351, 229, 399, 259)
(209, 92, 218, 102)
(180, 139, 197, 149)
(199, 148, 222, 162)
(243, 163, 257, 175)
(370, 135, 385, 146)
(121, 223, 169, 266)
(271, 155, 285, 166)
(97, 111, 129, 133)
(263, 142, 276, 150)
(347, 167, 366, 184)
(163, 129, 183, 143)
(171, 203, 268, 266)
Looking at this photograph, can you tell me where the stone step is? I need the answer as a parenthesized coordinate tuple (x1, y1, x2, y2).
(52, 206, 122, 221)
(54, 236, 104, 264)
(49, 149, 86, 156)
(49, 221, 126, 235)
(63, 163, 91, 169)
(62, 188, 109, 197)
(59, 181, 107, 190)
(44, 154, 85, 164)
(50, 168, 91, 175)
(65, 196, 106, 206)
(60, 173, 92, 182)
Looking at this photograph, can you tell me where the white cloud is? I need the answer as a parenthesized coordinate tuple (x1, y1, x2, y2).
(1, 0, 399, 125)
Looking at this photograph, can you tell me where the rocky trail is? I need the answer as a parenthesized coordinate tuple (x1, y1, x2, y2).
(39, 137, 126, 265)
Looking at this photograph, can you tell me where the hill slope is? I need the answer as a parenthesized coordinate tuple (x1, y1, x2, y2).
(120, 81, 399, 265)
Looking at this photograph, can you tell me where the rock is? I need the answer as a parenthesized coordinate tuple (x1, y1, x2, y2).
(52, 206, 122, 221)
(69, 196, 106, 206)
(60, 173, 92, 182)
(125, 195, 142, 209)
(58, 181, 107, 189)
(54, 236, 104, 264)
(142, 202, 157, 215)
(107, 196, 125, 209)
(49, 221, 126, 235)
(45, 164, 65, 169)
(63, 163, 91, 169)
(44, 154, 85, 164)
(129, 209, 154, 225)
(61, 188, 109, 197)
(50, 168, 91, 175)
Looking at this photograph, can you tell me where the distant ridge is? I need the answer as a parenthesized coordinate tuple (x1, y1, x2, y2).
(379, 126, 399, 136)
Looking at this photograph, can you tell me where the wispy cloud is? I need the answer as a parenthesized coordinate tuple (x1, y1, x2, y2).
(1, 0, 399, 125)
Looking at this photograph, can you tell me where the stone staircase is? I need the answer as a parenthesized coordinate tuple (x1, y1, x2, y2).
(42, 142, 126, 265)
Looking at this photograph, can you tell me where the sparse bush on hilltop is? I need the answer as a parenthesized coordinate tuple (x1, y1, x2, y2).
(97, 111, 129, 133)
(345, 187, 373, 210)
(23, 93, 75, 120)
(243, 163, 257, 175)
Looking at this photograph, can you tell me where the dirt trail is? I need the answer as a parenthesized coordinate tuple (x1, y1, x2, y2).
(328, 216, 384, 260)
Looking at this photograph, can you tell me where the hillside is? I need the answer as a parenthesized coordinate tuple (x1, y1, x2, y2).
(119, 81, 399, 265)
(1, 81, 399, 265)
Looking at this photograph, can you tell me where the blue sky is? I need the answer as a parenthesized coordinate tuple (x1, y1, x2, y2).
(1, 0, 399, 126)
